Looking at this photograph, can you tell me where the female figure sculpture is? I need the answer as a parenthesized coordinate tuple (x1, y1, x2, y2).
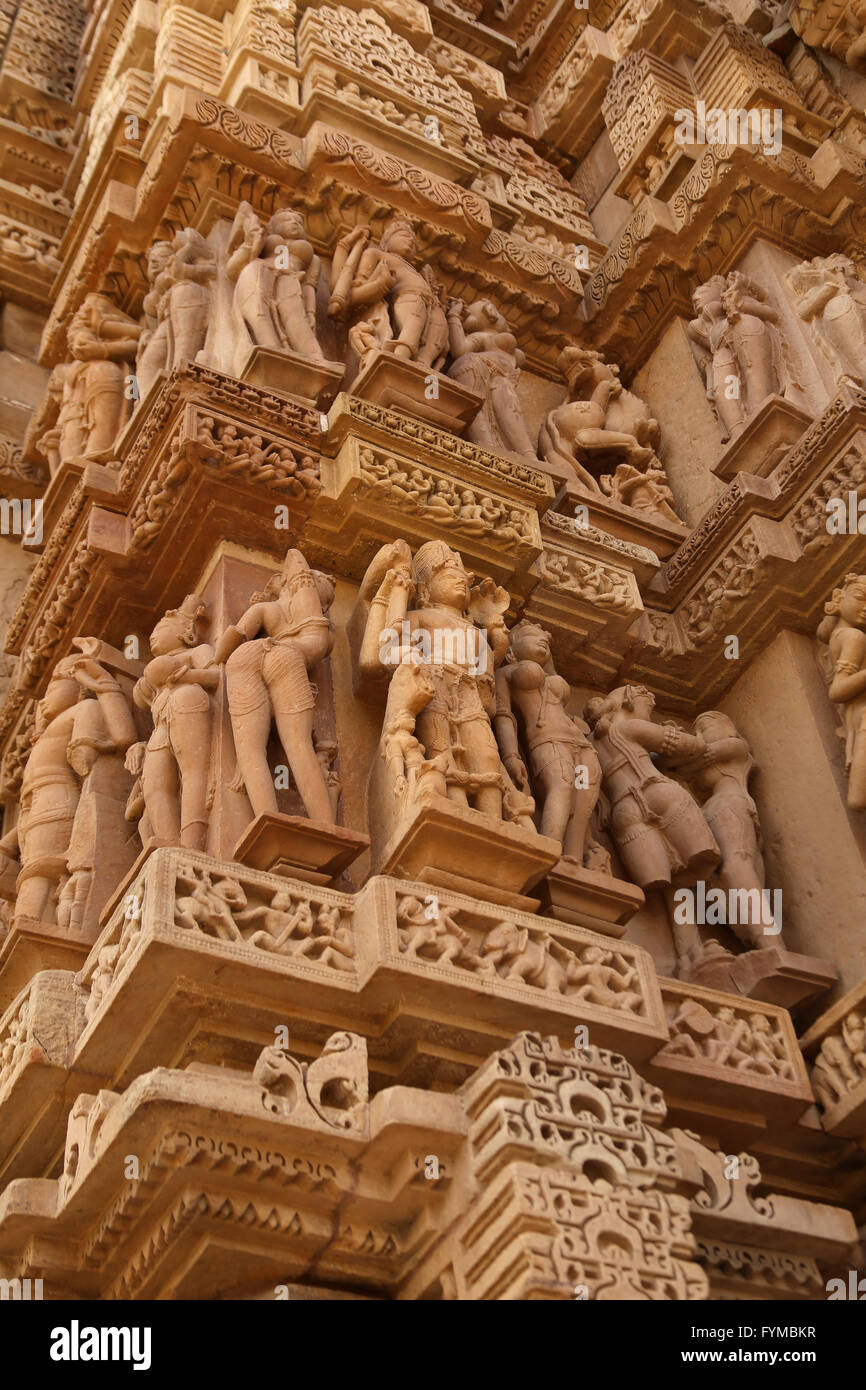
(132, 595, 219, 851)
(494, 620, 608, 868)
(788, 254, 866, 386)
(680, 711, 782, 946)
(0, 647, 137, 926)
(687, 276, 745, 441)
(228, 203, 329, 366)
(817, 573, 866, 811)
(136, 228, 216, 399)
(721, 270, 788, 417)
(215, 550, 337, 826)
(446, 298, 537, 461)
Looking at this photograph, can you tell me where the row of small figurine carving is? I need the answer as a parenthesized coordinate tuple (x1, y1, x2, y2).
(0, 535, 817, 990)
(37, 200, 866, 528)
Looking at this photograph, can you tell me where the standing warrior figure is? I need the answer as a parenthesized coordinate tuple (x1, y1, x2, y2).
(788, 254, 866, 386)
(215, 550, 337, 826)
(358, 539, 513, 822)
(679, 711, 782, 947)
(228, 203, 329, 368)
(446, 298, 537, 461)
(0, 645, 137, 926)
(494, 620, 608, 869)
(136, 228, 216, 400)
(328, 218, 449, 372)
(131, 595, 219, 851)
(585, 685, 719, 971)
(817, 573, 866, 811)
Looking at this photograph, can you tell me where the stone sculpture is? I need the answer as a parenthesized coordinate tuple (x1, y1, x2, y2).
(788, 253, 866, 386)
(130, 595, 219, 851)
(446, 298, 537, 460)
(328, 218, 448, 374)
(227, 203, 329, 367)
(817, 573, 866, 811)
(679, 711, 782, 947)
(0, 643, 137, 927)
(585, 685, 719, 969)
(538, 345, 679, 523)
(44, 293, 141, 466)
(215, 549, 337, 825)
(688, 271, 791, 438)
(136, 228, 216, 399)
(494, 619, 609, 869)
(358, 538, 528, 825)
(812, 1012, 866, 1110)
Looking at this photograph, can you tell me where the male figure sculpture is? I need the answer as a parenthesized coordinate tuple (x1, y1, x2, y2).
(447, 298, 537, 460)
(494, 620, 608, 868)
(328, 218, 449, 374)
(0, 645, 137, 926)
(358, 538, 516, 822)
(817, 573, 866, 810)
(228, 203, 329, 368)
(131, 595, 219, 851)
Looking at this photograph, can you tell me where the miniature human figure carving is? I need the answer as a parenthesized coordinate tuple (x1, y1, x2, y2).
(539, 346, 679, 522)
(54, 294, 141, 463)
(132, 595, 219, 851)
(689, 271, 790, 438)
(136, 228, 216, 399)
(227, 202, 328, 366)
(215, 549, 337, 825)
(328, 218, 449, 373)
(359, 539, 519, 824)
(812, 1012, 866, 1109)
(397, 894, 490, 969)
(174, 867, 248, 940)
(817, 573, 866, 811)
(788, 254, 866, 386)
(0, 645, 138, 927)
(446, 298, 537, 460)
(494, 620, 609, 870)
(585, 685, 719, 972)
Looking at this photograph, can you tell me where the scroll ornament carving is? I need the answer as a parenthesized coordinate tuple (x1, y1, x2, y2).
(253, 1031, 367, 1128)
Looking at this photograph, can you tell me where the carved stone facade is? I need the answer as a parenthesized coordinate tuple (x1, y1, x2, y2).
(0, 0, 864, 1308)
